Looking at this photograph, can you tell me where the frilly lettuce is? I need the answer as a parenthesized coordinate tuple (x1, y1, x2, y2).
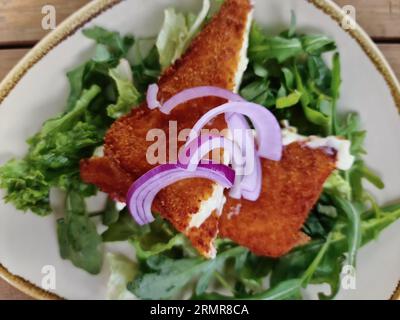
(107, 253, 138, 300)
(107, 59, 141, 119)
(156, 0, 210, 70)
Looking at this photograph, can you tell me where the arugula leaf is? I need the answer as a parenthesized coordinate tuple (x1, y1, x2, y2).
(303, 211, 332, 239)
(360, 208, 400, 243)
(130, 255, 203, 300)
(330, 52, 341, 134)
(233, 252, 274, 295)
(331, 196, 362, 267)
(276, 90, 302, 109)
(82, 26, 134, 62)
(65, 64, 87, 111)
(307, 56, 332, 92)
(101, 199, 120, 226)
(247, 279, 303, 300)
(102, 210, 145, 242)
(242, 20, 338, 136)
(287, 10, 297, 38)
(129, 246, 245, 300)
(253, 63, 268, 78)
(282, 67, 294, 90)
(301, 35, 336, 55)
(240, 79, 269, 102)
(132, 234, 185, 260)
(57, 191, 102, 274)
(270, 206, 400, 299)
(249, 24, 303, 63)
(360, 166, 385, 189)
(294, 65, 330, 127)
(197, 279, 303, 300)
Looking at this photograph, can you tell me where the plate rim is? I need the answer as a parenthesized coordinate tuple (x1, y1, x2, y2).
(0, 0, 399, 300)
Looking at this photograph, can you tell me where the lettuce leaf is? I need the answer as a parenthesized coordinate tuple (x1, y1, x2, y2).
(156, 0, 210, 70)
(0, 160, 51, 216)
(106, 253, 138, 300)
(0, 26, 141, 274)
(82, 26, 134, 65)
(0, 85, 101, 216)
(107, 59, 141, 119)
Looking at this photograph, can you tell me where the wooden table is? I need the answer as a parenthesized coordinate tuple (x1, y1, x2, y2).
(0, 0, 399, 300)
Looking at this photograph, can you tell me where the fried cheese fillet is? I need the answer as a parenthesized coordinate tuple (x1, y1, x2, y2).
(80, 0, 254, 258)
(219, 142, 336, 257)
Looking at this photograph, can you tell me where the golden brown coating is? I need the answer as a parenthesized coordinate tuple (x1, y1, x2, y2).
(186, 212, 220, 258)
(219, 142, 336, 257)
(80, 157, 133, 202)
(80, 0, 253, 258)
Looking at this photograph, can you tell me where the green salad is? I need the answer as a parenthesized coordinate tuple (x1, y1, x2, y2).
(0, 2, 399, 300)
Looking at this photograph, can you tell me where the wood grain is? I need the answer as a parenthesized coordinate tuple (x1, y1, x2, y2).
(0, 0, 91, 46)
(0, 1, 399, 45)
(378, 44, 400, 79)
(0, 280, 32, 300)
(334, 0, 400, 39)
(0, 49, 29, 80)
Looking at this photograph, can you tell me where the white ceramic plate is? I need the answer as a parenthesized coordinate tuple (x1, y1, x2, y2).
(0, 0, 399, 300)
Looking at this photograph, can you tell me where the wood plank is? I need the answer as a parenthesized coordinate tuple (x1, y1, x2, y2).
(0, 0, 91, 45)
(0, 1, 399, 45)
(334, 0, 400, 39)
(0, 49, 29, 81)
(378, 44, 400, 80)
(0, 280, 31, 300)
(0, 47, 31, 299)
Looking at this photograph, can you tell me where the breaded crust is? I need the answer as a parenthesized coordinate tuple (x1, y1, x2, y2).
(80, 0, 253, 258)
(219, 142, 336, 257)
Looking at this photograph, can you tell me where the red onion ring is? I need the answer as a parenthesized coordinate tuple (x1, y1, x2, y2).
(178, 134, 245, 199)
(187, 101, 283, 162)
(146, 84, 161, 110)
(145, 84, 245, 114)
(226, 113, 262, 200)
(126, 163, 235, 225)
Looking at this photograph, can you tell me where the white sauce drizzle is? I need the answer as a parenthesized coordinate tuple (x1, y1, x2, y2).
(115, 201, 126, 211)
(281, 121, 355, 171)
